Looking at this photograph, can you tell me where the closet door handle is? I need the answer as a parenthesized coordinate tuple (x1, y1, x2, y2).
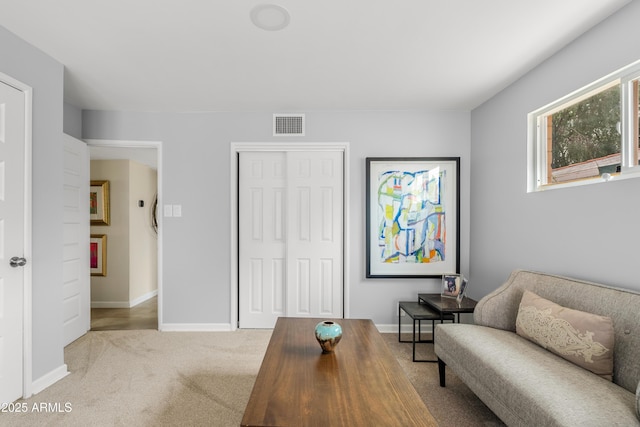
(10, 257, 27, 268)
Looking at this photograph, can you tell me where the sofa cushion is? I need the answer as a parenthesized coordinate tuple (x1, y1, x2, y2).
(435, 324, 638, 427)
(516, 290, 614, 380)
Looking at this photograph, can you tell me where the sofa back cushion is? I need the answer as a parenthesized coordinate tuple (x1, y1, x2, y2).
(516, 290, 614, 380)
(474, 270, 640, 393)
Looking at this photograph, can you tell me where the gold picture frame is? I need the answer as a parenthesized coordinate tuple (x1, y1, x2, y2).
(90, 234, 107, 276)
(90, 180, 110, 225)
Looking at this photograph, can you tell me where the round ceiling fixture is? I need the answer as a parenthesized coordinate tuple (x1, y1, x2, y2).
(250, 4, 290, 31)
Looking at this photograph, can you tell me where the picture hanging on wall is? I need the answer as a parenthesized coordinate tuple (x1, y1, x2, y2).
(90, 234, 107, 276)
(366, 157, 460, 278)
(90, 180, 110, 225)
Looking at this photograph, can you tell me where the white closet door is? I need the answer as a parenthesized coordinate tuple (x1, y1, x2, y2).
(286, 151, 343, 319)
(239, 152, 287, 328)
(238, 150, 343, 328)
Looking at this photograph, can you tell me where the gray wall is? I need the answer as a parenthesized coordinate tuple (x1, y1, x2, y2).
(0, 26, 65, 379)
(83, 110, 471, 327)
(470, 1, 640, 298)
(64, 101, 83, 139)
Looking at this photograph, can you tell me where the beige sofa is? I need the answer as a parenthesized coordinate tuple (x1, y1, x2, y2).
(434, 270, 640, 427)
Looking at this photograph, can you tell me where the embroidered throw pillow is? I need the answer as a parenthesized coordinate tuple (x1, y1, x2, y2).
(516, 290, 614, 380)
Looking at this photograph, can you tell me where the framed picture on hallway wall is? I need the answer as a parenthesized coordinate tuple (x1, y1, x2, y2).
(90, 180, 110, 225)
(90, 234, 107, 276)
(366, 157, 460, 278)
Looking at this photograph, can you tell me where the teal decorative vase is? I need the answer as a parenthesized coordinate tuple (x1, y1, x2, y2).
(315, 320, 342, 353)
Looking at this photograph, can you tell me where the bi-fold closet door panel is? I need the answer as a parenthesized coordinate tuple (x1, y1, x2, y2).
(238, 151, 343, 329)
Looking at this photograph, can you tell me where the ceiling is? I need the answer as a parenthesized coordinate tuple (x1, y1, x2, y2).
(0, 0, 631, 113)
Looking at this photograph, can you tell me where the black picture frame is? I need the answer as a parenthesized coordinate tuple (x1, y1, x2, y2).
(366, 157, 460, 278)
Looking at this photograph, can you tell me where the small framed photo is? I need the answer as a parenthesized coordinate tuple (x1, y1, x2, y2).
(90, 180, 110, 226)
(456, 277, 468, 304)
(90, 234, 107, 276)
(441, 274, 463, 298)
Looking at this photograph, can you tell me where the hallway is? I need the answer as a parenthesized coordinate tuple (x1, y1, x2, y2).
(91, 297, 157, 331)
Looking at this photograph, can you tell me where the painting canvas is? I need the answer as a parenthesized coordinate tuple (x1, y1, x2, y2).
(90, 180, 110, 225)
(90, 234, 107, 276)
(366, 157, 460, 278)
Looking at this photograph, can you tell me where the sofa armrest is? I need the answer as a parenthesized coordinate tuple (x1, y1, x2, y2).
(473, 270, 528, 331)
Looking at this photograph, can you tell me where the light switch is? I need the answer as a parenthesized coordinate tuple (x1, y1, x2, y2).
(173, 204, 182, 217)
(164, 204, 173, 217)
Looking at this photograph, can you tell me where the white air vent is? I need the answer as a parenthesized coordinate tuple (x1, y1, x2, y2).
(273, 114, 305, 136)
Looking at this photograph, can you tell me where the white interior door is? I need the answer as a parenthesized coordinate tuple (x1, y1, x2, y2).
(286, 151, 343, 318)
(239, 152, 286, 328)
(63, 134, 90, 345)
(0, 80, 26, 403)
(238, 150, 343, 328)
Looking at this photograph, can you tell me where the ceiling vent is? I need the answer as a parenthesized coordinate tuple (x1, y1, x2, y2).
(273, 114, 305, 136)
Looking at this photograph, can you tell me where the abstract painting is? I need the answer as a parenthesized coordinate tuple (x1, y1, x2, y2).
(366, 157, 459, 278)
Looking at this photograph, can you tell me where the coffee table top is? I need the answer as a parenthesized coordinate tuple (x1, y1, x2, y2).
(241, 317, 437, 427)
(418, 293, 478, 314)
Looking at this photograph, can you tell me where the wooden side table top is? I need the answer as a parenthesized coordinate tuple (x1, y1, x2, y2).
(241, 317, 437, 427)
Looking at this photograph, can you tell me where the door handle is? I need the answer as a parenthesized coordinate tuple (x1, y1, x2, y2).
(10, 257, 27, 268)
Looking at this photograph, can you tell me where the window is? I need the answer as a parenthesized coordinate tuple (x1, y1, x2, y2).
(528, 60, 640, 191)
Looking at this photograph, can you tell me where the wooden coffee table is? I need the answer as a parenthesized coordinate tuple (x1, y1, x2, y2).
(241, 317, 437, 427)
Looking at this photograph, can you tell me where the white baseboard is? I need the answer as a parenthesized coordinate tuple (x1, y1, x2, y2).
(376, 323, 435, 334)
(159, 322, 428, 333)
(91, 289, 158, 308)
(130, 290, 158, 307)
(159, 323, 232, 332)
(31, 364, 69, 395)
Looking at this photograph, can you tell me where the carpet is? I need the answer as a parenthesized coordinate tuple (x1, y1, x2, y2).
(2, 329, 503, 426)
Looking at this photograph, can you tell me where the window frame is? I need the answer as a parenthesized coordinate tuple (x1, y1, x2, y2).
(527, 59, 640, 192)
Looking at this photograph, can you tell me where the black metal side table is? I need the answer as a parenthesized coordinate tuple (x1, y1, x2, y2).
(398, 301, 455, 362)
(417, 293, 478, 323)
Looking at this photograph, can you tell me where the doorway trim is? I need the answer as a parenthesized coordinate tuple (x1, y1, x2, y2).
(85, 139, 164, 329)
(230, 142, 350, 330)
(0, 72, 33, 398)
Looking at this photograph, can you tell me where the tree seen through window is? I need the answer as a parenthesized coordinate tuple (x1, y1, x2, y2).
(551, 85, 621, 169)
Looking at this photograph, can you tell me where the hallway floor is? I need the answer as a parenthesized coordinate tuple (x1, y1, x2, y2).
(91, 296, 157, 331)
